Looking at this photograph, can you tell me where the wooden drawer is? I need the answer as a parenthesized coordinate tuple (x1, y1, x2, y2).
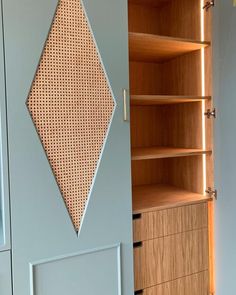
(134, 228, 209, 291)
(138, 271, 209, 295)
(133, 202, 208, 242)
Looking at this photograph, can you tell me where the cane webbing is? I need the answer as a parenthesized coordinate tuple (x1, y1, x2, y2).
(27, 0, 114, 230)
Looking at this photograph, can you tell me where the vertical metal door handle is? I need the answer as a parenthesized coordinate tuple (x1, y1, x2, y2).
(123, 89, 128, 121)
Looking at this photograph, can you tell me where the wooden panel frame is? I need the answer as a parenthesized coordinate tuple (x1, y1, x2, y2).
(204, 5, 215, 295)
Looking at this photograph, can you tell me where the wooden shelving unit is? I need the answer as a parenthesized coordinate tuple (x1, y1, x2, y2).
(132, 184, 211, 214)
(129, 32, 210, 62)
(128, 0, 214, 293)
(131, 95, 211, 105)
(132, 147, 211, 160)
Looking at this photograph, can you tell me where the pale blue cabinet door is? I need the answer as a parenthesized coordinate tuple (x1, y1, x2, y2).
(2, 0, 134, 294)
(0, 251, 12, 295)
(213, 1, 236, 294)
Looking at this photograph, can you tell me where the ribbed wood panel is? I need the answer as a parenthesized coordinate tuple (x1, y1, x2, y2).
(133, 203, 208, 242)
(134, 229, 209, 290)
(27, 0, 114, 230)
(143, 271, 209, 295)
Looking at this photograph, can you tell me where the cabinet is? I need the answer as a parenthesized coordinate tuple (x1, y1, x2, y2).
(133, 205, 209, 292)
(128, 0, 214, 294)
(2, 0, 133, 294)
(0, 0, 235, 294)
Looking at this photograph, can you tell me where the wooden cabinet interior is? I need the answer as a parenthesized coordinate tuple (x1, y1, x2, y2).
(128, 0, 214, 294)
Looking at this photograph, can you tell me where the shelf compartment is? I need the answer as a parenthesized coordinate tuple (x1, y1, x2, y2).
(129, 32, 210, 62)
(132, 184, 211, 214)
(131, 95, 211, 105)
(132, 147, 211, 160)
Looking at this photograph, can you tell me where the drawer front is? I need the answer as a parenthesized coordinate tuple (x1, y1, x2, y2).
(141, 271, 209, 295)
(134, 228, 209, 291)
(0, 251, 12, 295)
(133, 202, 208, 242)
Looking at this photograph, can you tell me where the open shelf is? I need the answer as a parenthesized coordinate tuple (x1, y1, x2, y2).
(129, 32, 210, 62)
(131, 95, 211, 105)
(132, 147, 211, 160)
(132, 184, 211, 214)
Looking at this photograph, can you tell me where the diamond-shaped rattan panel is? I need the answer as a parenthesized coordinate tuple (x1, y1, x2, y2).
(27, 0, 114, 230)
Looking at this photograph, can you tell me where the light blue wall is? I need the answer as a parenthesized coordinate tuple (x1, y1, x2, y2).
(213, 1, 236, 293)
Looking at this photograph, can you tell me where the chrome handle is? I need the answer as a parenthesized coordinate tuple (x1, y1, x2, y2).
(123, 89, 128, 121)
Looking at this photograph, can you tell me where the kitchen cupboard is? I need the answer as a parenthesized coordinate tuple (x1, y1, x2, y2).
(0, 0, 234, 294)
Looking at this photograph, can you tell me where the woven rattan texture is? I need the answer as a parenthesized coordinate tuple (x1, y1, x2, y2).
(27, 0, 114, 230)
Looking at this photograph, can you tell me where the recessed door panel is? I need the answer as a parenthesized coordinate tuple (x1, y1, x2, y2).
(31, 246, 121, 295)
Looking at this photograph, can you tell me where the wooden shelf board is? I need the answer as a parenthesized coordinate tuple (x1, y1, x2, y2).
(131, 95, 211, 105)
(129, 0, 170, 8)
(133, 184, 211, 214)
(132, 147, 212, 160)
(129, 32, 210, 62)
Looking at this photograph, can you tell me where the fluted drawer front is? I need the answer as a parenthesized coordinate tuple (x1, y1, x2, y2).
(133, 202, 208, 242)
(141, 271, 209, 295)
(134, 228, 209, 291)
